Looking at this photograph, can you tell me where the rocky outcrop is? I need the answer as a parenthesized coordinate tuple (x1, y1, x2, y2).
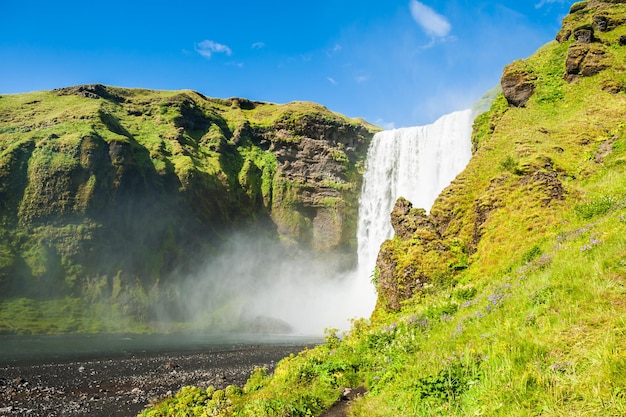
(375, 198, 461, 311)
(557, 1, 626, 82)
(500, 62, 536, 107)
(266, 113, 371, 261)
(565, 42, 609, 81)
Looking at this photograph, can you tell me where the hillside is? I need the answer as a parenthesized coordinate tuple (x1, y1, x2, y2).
(141, 1, 626, 416)
(0, 85, 377, 333)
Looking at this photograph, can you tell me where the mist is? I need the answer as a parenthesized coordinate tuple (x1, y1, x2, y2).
(160, 231, 377, 335)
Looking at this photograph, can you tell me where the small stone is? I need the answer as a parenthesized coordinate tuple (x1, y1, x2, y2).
(341, 388, 352, 400)
(164, 362, 179, 370)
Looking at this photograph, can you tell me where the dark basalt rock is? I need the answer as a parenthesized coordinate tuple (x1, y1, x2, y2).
(500, 63, 536, 107)
(55, 84, 124, 102)
(565, 44, 609, 81)
(593, 15, 609, 31)
(574, 26, 595, 43)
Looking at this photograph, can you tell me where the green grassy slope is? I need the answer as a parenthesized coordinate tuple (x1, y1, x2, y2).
(140, 1, 626, 415)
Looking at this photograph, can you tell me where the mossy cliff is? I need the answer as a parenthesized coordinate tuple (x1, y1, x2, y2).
(142, 1, 625, 415)
(0, 85, 376, 332)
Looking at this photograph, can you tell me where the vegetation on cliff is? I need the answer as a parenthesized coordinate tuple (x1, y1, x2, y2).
(142, 1, 626, 415)
(0, 85, 376, 333)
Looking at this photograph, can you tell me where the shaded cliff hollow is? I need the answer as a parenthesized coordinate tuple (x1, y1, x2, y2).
(0, 85, 376, 311)
(375, 0, 626, 311)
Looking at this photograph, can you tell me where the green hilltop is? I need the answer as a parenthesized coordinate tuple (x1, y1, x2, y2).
(141, 1, 626, 416)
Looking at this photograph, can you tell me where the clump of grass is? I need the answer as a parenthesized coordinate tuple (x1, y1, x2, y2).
(574, 195, 617, 219)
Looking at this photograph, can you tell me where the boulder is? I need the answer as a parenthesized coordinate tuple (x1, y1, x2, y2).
(501, 63, 536, 107)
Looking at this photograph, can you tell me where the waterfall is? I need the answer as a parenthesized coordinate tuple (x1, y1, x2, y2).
(353, 109, 474, 311)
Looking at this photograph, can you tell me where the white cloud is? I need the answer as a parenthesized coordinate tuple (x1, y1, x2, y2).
(327, 77, 338, 85)
(195, 40, 232, 59)
(252, 42, 265, 49)
(374, 118, 396, 130)
(326, 43, 343, 57)
(535, 0, 566, 8)
(355, 75, 370, 83)
(409, 0, 451, 38)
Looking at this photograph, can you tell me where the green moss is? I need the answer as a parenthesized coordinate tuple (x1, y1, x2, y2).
(570, 1, 588, 13)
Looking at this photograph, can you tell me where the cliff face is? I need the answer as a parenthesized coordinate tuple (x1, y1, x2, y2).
(375, 0, 626, 311)
(0, 85, 376, 327)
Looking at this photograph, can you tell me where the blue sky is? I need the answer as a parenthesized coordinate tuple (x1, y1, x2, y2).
(1, 0, 572, 127)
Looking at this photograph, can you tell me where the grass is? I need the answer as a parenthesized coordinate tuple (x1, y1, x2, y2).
(0, 297, 152, 334)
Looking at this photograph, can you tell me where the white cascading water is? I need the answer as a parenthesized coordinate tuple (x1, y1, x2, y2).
(352, 109, 474, 314)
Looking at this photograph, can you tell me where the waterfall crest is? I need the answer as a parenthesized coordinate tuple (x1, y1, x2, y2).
(353, 109, 473, 312)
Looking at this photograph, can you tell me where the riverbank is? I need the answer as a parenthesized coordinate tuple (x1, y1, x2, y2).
(0, 343, 313, 417)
